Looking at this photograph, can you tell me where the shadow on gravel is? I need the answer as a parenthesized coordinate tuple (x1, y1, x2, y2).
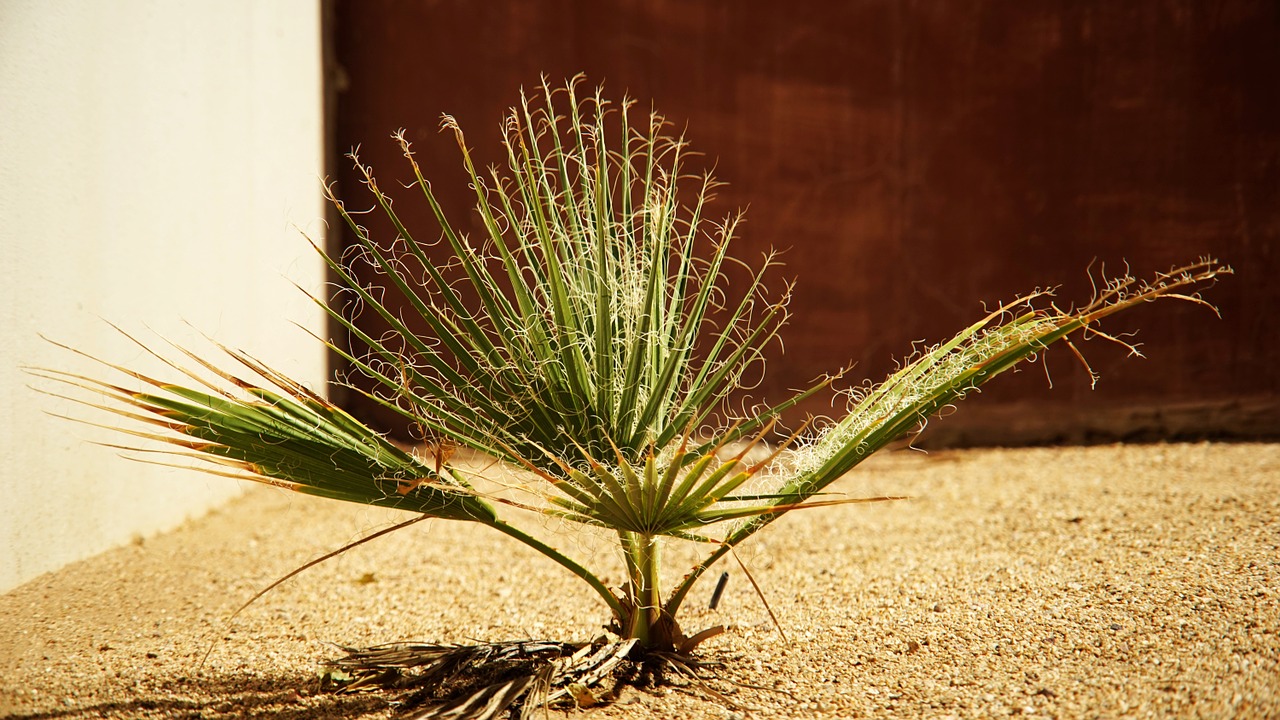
(4, 672, 389, 720)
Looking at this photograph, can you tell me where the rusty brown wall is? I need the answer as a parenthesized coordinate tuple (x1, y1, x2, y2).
(329, 0, 1278, 446)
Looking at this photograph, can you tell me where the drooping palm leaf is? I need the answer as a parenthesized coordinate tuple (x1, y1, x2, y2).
(34, 335, 495, 521)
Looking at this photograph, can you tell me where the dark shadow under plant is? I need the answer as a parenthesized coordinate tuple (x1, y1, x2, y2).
(33, 76, 1230, 719)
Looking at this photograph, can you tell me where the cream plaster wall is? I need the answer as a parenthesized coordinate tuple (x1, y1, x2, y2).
(0, 1, 327, 592)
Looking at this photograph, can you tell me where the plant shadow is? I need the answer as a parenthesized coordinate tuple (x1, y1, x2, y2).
(5, 671, 389, 720)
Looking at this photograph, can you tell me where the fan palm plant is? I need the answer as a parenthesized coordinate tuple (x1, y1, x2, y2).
(37, 77, 1228, 714)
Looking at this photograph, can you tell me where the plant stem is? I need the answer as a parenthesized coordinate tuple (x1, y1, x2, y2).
(623, 532, 661, 645)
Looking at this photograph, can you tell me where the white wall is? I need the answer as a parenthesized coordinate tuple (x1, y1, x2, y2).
(0, 1, 327, 593)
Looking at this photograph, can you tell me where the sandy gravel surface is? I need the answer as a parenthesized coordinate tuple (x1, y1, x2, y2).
(1, 442, 1277, 719)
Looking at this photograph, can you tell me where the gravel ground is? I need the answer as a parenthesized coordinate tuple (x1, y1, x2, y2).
(1, 442, 1277, 719)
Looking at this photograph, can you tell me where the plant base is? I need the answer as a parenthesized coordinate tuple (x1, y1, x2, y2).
(322, 636, 708, 719)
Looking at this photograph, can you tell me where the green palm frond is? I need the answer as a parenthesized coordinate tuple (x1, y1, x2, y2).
(320, 77, 814, 477)
(34, 335, 495, 521)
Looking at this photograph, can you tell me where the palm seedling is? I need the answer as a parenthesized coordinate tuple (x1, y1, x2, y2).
(36, 77, 1229, 717)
